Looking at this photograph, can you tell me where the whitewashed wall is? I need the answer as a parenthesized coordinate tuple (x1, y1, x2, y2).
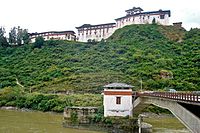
(30, 34, 75, 43)
(77, 26, 116, 42)
(116, 14, 170, 29)
(103, 89, 133, 117)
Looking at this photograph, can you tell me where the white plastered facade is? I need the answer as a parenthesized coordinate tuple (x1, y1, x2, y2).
(103, 89, 133, 117)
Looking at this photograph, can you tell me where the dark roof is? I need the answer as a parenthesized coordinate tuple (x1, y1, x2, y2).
(115, 10, 171, 20)
(173, 22, 182, 24)
(76, 23, 116, 29)
(125, 7, 144, 12)
(29, 30, 75, 36)
(104, 83, 134, 88)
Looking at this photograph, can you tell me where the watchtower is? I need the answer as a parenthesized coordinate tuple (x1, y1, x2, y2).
(103, 83, 134, 117)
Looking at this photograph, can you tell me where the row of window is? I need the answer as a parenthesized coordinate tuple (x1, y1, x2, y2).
(79, 25, 115, 31)
(119, 14, 165, 24)
(78, 29, 110, 36)
(44, 35, 72, 39)
(79, 28, 111, 34)
(32, 34, 73, 38)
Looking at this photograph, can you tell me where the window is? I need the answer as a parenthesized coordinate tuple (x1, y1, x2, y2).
(83, 110, 88, 115)
(160, 15, 165, 19)
(116, 97, 121, 104)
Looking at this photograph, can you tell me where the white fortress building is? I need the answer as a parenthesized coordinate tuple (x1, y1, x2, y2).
(103, 83, 134, 117)
(76, 23, 116, 42)
(29, 7, 171, 43)
(29, 30, 76, 43)
(76, 7, 171, 42)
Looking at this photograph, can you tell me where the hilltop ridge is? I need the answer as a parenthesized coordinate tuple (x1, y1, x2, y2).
(0, 24, 199, 93)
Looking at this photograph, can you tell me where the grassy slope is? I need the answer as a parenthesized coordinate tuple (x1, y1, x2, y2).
(0, 24, 199, 93)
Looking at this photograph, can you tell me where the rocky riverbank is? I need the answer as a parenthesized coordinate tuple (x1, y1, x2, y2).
(0, 106, 31, 112)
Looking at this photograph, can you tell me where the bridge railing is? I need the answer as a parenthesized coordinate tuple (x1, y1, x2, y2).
(140, 92, 200, 103)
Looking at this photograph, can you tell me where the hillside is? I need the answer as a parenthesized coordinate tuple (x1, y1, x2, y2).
(0, 24, 199, 93)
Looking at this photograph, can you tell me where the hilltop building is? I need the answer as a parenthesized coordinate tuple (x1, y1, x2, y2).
(76, 7, 171, 42)
(103, 83, 134, 117)
(115, 8, 171, 29)
(29, 30, 76, 43)
(29, 7, 171, 43)
(76, 23, 116, 42)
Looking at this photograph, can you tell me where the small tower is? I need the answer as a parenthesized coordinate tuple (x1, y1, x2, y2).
(125, 7, 143, 16)
(103, 83, 134, 117)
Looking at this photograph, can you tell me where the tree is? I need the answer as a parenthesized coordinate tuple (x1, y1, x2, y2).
(17, 27, 30, 45)
(0, 27, 9, 47)
(0, 27, 5, 37)
(22, 29, 30, 44)
(9, 26, 30, 45)
(9, 27, 17, 45)
(17, 26, 23, 45)
(34, 36, 44, 48)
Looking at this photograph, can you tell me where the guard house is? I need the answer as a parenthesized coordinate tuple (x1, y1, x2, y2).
(103, 83, 134, 117)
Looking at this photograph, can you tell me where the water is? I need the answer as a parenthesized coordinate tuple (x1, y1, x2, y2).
(0, 109, 191, 133)
(143, 115, 190, 133)
(0, 109, 101, 133)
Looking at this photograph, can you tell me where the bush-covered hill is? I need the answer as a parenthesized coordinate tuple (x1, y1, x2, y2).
(0, 24, 199, 93)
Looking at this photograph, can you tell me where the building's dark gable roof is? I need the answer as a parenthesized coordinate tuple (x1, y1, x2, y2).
(140, 10, 171, 16)
(104, 83, 134, 88)
(29, 30, 75, 36)
(76, 23, 116, 29)
(125, 7, 144, 12)
(115, 10, 171, 21)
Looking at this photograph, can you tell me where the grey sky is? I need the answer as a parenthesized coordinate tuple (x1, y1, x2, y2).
(1, 0, 200, 33)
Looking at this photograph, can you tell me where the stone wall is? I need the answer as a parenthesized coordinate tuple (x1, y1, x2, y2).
(64, 107, 98, 124)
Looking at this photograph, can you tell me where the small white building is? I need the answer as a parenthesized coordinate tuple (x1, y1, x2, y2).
(29, 30, 76, 43)
(103, 83, 134, 117)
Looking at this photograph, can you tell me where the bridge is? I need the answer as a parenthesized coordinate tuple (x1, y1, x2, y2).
(133, 92, 200, 133)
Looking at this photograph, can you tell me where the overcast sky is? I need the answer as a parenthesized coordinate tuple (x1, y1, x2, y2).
(1, 0, 200, 33)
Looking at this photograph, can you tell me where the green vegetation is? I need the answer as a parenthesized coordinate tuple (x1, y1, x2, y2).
(0, 24, 199, 111)
(0, 87, 102, 112)
(144, 116, 186, 130)
(8, 26, 29, 46)
(144, 104, 171, 114)
(0, 27, 9, 47)
(34, 36, 44, 48)
(89, 116, 138, 132)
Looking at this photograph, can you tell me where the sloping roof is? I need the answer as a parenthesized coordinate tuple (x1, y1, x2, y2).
(29, 30, 75, 36)
(115, 10, 171, 21)
(104, 83, 134, 88)
(76, 23, 116, 29)
(125, 7, 144, 12)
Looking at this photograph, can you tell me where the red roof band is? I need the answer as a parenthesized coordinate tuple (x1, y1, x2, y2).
(104, 91, 132, 95)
